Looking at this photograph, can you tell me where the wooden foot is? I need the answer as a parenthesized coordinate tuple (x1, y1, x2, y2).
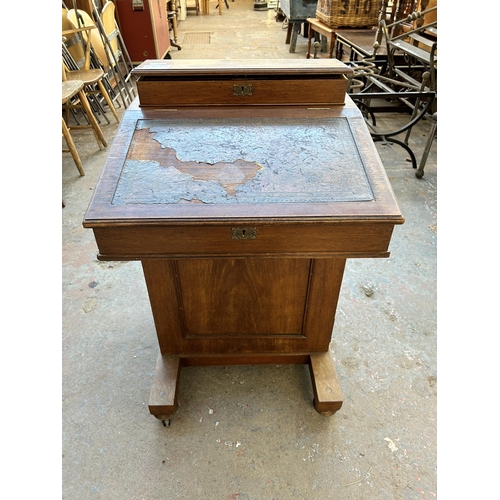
(148, 352, 343, 419)
(308, 352, 343, 416)
(148, 353, 181, 419)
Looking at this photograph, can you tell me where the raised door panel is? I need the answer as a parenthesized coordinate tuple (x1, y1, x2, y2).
(175, 258, 311, 337)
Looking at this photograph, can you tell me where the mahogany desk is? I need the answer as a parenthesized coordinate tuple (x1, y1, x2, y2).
(83, 59, 404, 421)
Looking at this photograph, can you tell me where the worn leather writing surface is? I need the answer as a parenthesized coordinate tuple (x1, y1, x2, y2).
(112, 117, 374, 206)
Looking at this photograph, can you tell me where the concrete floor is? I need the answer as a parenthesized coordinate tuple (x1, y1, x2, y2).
(62, 2, 437, 498)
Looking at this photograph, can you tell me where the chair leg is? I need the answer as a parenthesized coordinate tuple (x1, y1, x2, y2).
(97, 80, 120, 123)
(62, 117, 85, 176)
(415, 113, 437, 179)
(78, 89, 107, 149)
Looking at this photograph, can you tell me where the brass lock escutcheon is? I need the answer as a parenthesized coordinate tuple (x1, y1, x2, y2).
(231, 227, 257, 240)
(233, 84, 253, 96)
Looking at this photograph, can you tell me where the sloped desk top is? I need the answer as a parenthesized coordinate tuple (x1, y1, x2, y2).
(84, 97, 403, 225)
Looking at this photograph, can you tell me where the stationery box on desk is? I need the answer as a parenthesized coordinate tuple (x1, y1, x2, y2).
(132, 59, 353, 107)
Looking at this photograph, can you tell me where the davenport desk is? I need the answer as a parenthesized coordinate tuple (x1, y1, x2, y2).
(83, 59, 404, 421)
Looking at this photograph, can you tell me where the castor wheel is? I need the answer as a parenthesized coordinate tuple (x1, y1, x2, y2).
(313, 398, 339, 416)
(153, 413, 173, 426)
(318, 409, 337, 416)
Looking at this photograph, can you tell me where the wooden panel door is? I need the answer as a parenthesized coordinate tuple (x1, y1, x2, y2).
(142, 257, 346, 356)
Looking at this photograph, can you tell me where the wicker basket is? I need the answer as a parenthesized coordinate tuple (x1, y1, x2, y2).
(316, 0, 383, 29)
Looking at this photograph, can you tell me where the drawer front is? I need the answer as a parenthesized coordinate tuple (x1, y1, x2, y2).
(92, 223, 395, 260)
(137, 77, 347, 107)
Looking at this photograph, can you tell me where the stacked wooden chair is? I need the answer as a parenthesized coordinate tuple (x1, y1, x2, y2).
(62, 78, 87, 176)
(67, 3, 136, 109)
(62, 7, 121, 177)
(62, 60, 107, 176)
(62, 20, 120, 125)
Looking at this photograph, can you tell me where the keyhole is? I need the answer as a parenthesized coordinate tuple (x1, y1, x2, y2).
(241, 229, 246, 237)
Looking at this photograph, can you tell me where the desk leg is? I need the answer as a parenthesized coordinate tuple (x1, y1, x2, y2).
(148, 353, 181, 420)
(289, 23, 300, 53)
(308, 352, 343, 416)
(328, 34, 335, 58)
(306, 28, 313, 58)
(286, 22, 292, 44)
(335, 38, 343, 60)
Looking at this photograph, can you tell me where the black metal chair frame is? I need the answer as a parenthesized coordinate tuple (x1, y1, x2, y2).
(350, 90, 435, 172)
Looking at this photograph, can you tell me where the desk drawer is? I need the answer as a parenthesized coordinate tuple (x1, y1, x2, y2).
(92, 222, 395, 260)
(136, 75, 348, 107)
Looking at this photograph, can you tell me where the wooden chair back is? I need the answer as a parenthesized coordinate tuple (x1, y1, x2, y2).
(62, 8, 86, 67)
(67, 8, 109, 68)
(63, 26, 95, 72)
(100, 2, 120, 62)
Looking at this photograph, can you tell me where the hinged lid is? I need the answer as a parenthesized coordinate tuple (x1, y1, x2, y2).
(83, 102, 404, 226)
(132, 58, 354, 79)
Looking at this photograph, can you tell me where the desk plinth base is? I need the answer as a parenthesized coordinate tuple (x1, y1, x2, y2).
(148, 351, 343, 420)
